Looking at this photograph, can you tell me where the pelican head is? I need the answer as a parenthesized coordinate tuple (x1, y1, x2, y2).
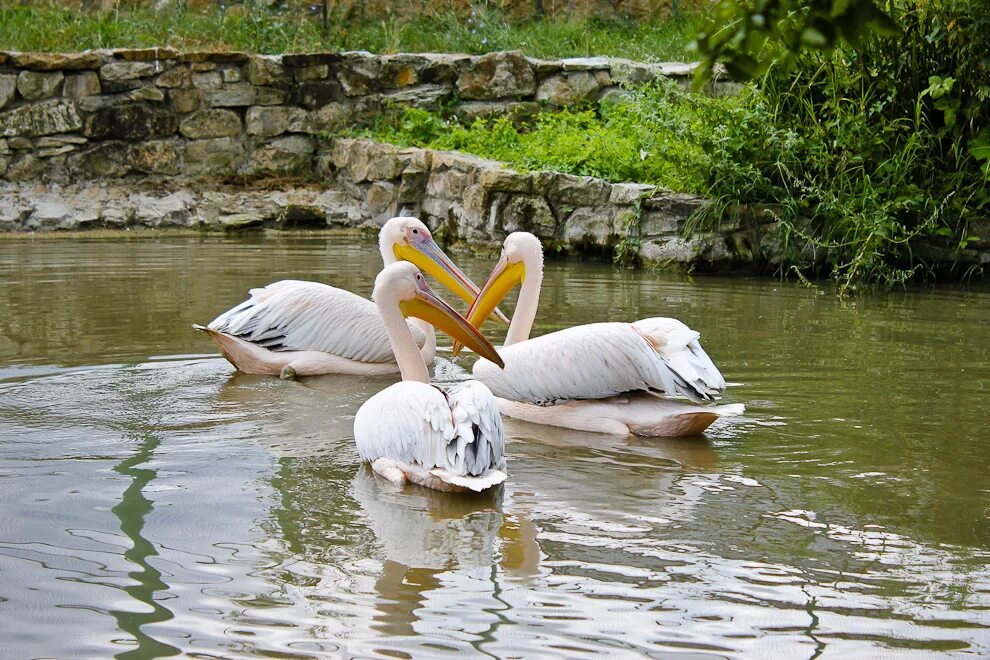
(464, 232, 543, 331)
(379, 217, 509, 324)
(374, 262, 505, 368)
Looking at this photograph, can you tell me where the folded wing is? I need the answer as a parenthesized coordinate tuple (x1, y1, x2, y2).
(208, 280, 426, 364)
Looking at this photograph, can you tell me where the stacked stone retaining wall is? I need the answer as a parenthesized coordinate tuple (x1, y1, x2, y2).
(0, 48, 718, 183)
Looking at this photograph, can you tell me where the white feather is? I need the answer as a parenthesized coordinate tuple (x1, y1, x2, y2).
(473, 319, 725, 405)
(208, 280, 427, 364)
(353, 380, 506, 489)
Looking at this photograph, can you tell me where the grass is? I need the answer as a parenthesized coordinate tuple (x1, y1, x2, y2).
(0, 3, 700, 61)
(354, 82, 735, 194)
(356, 69, 987, 291)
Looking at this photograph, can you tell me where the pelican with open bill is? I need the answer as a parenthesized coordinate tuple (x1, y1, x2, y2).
(193, 216, 508, 378)
(454, 232, 744, 437)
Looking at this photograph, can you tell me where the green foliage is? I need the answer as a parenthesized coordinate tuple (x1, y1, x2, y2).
(0, 2, 699, 61)
(359, 81, 727, 193)
(694, 0, 899, 82)
(697, 0, 990, 292)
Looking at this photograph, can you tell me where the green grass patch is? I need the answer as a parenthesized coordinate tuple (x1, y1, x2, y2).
(0, 3, 700, 61)
(357, 66, 987, 290)
(356, 83, 733, 194)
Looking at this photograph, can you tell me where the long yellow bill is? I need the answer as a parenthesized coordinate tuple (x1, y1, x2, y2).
(394, 238, 510, 325)
(452, 254, 525, 357)
(399, 283, 505, 369)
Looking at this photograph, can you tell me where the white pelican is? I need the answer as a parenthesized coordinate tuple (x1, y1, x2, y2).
(353, 261, 508, 493)
(194, 216, 506, 379)
(455, 232, 743, 436)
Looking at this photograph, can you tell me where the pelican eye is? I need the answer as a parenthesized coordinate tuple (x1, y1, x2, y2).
(412, 228, 419, 235)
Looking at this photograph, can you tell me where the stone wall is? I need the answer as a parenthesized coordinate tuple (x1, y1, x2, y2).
(0, 48, 717, 183)
(0, 137, 771, 269)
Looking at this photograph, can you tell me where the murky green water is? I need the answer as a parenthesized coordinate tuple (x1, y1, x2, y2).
(1, 234, 988, 658)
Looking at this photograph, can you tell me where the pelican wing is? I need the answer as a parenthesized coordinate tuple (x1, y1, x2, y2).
(208, 280, 426, 364)
(473, 320, 724, 404)
(353, 380, 505, 478)
(445, 380, 506, 475)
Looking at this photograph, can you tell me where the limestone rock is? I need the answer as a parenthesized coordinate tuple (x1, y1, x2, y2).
(168, 88, 202, 113)
(366, 181, 395, 215)
(68, 142, 131, 178)
(63, 72, 101, 100)
(245, 105, 306, 137)
(83, 103, 177, 140)
(547, 173, 608, 206)
(155, 67, 191, 88)
(221, 67, 243, 83)
(240, 135, 314, 176)
(302, 102, 361, 133)
(560, 57, 610, 71)
(184, 137, 244, 176)
(207, 83, 256, 107)
(295, 79, 344, 109)
(192, 71, 223, 90)
(0, 75, 16, 110)
(129, 140, 180, 174)
(537, 72, 601, 105)
(17, 71, 64, 100)
(564, 207, 617, 247)
(640, 193, 705, 238)
(100, 61, 159, 82)
(11, 52, 104, 71)
(179, 109, 242, 139)
(30, 201, 74, 229)
(379, 61, 418, 88)
(253, 86, 287, 106)
(5, 154, 46, 181)
(457, 51, 535, 100)
(608, 59, 660, 86)
(131, 191, 195, 227)
(501, 194, 556, 238)
(111, 47, 179, 62)
(1, 100, 83, 137)
(478, 168, 532, 193)
(427, 169, 468, 199)
(246, 56, 287, 86)
(294, 64, 329, 82)
(380, 84, 451, 109)
(337, 54, 380, 95)
(609, 182, 656, 205)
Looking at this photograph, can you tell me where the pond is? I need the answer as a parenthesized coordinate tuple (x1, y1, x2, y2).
(1, 234, 988, 658)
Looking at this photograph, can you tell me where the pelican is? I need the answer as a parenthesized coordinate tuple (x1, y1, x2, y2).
(194, 216, 506, 379)
(455, 232, 743, 436)
(353, 261, 508, 493)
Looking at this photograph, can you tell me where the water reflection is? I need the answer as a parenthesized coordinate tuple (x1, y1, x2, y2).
(1, 236, 989, 657)
(109, 431, 180, 660)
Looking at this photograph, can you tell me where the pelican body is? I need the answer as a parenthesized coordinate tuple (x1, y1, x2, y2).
(458, 232, 743, 436)
(353, 262, 508, 493)
(195, 217, 505, 379)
